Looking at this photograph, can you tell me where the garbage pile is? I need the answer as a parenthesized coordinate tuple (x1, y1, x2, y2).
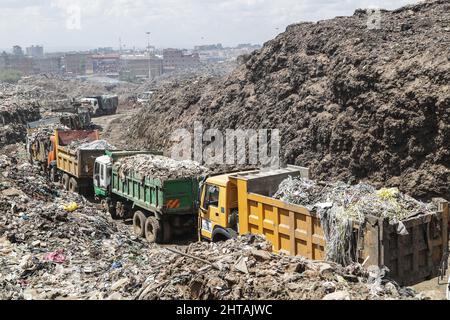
(0, 149, 151, 299)
(274, 177, 438, 265)
(123, 0, 450, 202)
(137, 61, 237, 93)
(135, 235, 418, 300)
(0, 103, 41, 149)
(0, 147, 425, 300)
(27, 123, 73, 148)
(68, 139, 117, 151)
(115, 154, 209, 180)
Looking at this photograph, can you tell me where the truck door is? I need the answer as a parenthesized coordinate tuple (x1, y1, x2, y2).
(94, 160, 110, 190)
(200, 184, 226, 237)
(94, 161, 101, 188)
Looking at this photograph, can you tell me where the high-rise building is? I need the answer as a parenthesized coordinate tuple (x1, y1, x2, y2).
(163, 49, 200, 72)
(12, 45, 23, 56)
(26, 45, 44, 58)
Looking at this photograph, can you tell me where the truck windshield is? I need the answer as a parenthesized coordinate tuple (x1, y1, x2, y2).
(204, 185, 219, 208)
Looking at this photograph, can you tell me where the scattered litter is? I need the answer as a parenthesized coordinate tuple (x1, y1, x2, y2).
(44, 250, 66, 264)
(63, 202, 79, 212)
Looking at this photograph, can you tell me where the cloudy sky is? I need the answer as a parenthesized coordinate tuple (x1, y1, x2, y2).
(0, 0, 419, 51)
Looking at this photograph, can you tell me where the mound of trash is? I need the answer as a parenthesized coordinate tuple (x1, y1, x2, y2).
(0, 103, 41, 148)
(135, 235, 418, 300)
(115, 154, 209, 180)
(124, 0, 450, 201)
(0, 147, 426, 300)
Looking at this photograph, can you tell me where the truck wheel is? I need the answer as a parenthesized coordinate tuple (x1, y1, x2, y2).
(49, 167, 57, 183)
(108, 201, 119, 220)
(145, 216, 162, 244)
(62, 174, 70, 191)
(133, 211, 147, 238)
(69, 177, 78, 193)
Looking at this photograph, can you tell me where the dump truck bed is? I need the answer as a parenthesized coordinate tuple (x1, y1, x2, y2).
(230, 166, 326, 258)
(55, 130, 100, 179)
(111, 168, 201, 216)
(57, 147, 105, 179)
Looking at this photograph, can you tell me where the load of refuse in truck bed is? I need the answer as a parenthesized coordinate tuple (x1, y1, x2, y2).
(114, 154, 209, 180)
(274, 177, 438, 265)
(67, 139, 117, 151)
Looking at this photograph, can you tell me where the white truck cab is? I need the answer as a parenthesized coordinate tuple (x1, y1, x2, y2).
(94, 155, 112, 192)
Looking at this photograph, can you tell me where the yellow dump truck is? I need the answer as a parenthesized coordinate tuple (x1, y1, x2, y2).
(198, 166, 449, 286)
(54, 129, 105, 193)
(198, 166, 325, 257)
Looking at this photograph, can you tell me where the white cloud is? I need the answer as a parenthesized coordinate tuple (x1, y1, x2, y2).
(0, 0, 421, 51)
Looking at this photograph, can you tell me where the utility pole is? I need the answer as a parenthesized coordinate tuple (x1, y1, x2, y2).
(146, 32, 151, 80)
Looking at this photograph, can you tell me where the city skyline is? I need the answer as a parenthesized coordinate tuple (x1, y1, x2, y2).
(0, 0, 419, 52)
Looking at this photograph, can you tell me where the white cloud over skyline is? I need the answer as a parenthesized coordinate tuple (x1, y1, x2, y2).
(0, 0, 420, 51)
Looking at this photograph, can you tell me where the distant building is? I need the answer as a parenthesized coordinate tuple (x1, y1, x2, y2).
(92, 54, 120, 74)
(26, 45, 44, 58)
(63, 53, 93, 75)
(194, 44, 223, 51)
(33, 57, 62, 74)
(163, 49, 200, 72)
(0, 54, 33, 74)
(12, 45, 24, 56)
(0, 53, 6, 69)
(120, 54, 163, 79)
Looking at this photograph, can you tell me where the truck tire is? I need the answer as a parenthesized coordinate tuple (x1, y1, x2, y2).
(69, 177, 78, 193)
(49, 167, 57, 183)
(62, 174, 70, 191)
(133, 211, 147, 238)
(145, 216, 163, 244)
(108, 200, 118, 220)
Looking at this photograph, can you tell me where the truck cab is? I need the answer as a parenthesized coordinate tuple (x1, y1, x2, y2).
(199, 166, 309, 243)
(93, 155, 112, 197)
(199, 173, 244, 242)
(80, 98, 100, 116)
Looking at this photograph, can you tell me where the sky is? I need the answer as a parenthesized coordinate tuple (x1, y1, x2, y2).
(0, 0, 420, 52)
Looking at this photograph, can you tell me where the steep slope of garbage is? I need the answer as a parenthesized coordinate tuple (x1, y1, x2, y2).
(0, 145, 421, 300)
(0, 103, 40, 148)
(125, 0, 450, 201)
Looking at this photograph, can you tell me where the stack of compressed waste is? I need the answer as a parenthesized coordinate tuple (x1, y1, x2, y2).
(274, 177, 438, 265)
(114, 154, 209, 180)
(68, 139, 117, 151)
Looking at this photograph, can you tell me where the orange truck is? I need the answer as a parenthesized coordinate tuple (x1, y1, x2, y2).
(198, 166, 449, 286)
(28, 129, 104, 194)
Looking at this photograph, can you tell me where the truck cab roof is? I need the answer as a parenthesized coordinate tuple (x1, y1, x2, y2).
(96, 155, 112, 165)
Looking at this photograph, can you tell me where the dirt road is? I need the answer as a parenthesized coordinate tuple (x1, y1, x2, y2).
(91, 108, 139, 149)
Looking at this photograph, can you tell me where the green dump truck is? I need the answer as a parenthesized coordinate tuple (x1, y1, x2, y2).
(94, 151, 207, 244)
